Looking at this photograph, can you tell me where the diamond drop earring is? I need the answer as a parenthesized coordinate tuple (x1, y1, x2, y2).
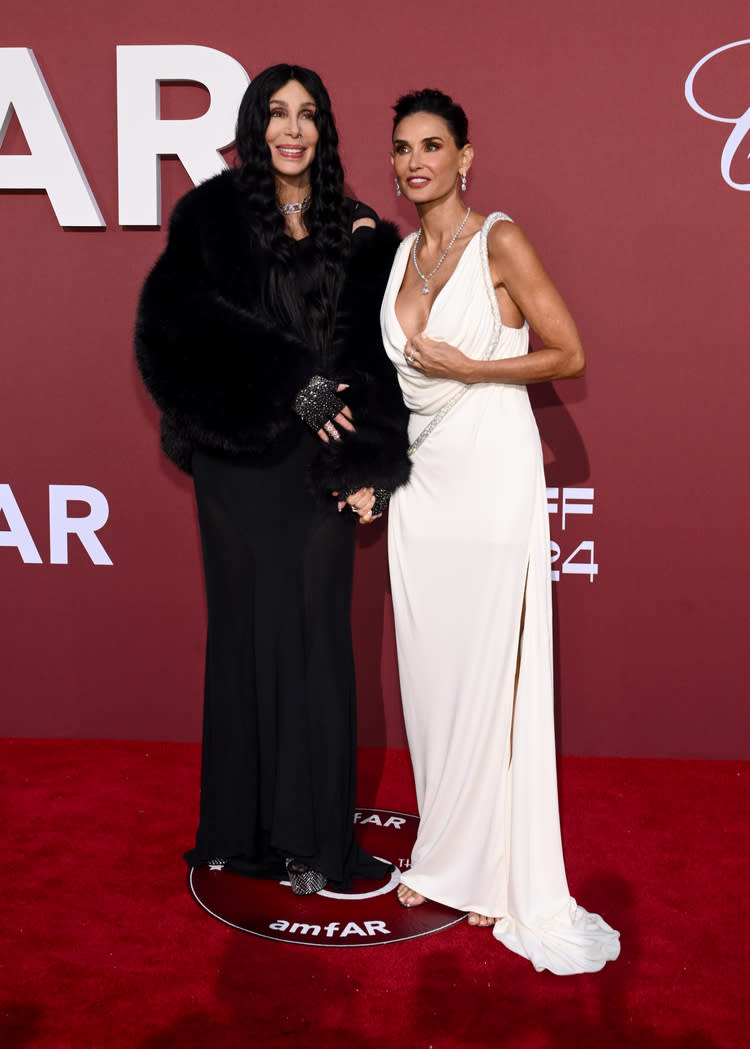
(394, 177, 401, 197)
(460, 171, 467, 192)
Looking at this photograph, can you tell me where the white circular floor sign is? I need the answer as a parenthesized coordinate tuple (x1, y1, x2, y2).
(189, 808, 465, 946)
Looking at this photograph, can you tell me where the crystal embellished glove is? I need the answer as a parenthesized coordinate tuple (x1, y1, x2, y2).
(371, 488, 391, 517)
(293, 375, 346, 433)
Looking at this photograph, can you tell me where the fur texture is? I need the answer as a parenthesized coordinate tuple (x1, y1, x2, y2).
(135, 170, 411, 493)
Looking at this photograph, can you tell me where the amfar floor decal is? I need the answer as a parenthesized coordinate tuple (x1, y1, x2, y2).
(188, 808, 465, 946)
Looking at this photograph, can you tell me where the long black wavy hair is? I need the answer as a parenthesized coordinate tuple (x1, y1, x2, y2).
(392, 88, 470, 148)
(235, 64, 350, 359)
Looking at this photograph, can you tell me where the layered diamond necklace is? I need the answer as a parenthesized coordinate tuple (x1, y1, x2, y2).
(278, 192, 311, 216)
(411, 206, 471, 295)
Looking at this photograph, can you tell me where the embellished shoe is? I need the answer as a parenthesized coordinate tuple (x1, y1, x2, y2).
(285, 857, 327, 896)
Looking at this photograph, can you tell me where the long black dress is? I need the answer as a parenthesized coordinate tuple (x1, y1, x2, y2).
(135, 172, 409, 890)
(188, 425, 378, 886)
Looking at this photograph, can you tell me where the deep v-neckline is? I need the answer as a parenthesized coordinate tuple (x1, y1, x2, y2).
(392, 229, 481, 341)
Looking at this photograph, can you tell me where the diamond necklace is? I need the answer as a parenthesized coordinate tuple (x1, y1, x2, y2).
(278, 193, 311, 216)
(411, 206, 471, 295)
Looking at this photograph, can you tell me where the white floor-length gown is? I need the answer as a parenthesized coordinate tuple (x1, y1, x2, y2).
(381, 213, 620, 975)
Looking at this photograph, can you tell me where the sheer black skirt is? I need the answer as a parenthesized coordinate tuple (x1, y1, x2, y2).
(185, 429, 390, 889)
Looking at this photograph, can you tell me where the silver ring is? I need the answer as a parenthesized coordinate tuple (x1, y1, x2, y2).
(324, 421, 338, 437)
(407, 353, 415, 364)
(350, 506, 359, 514)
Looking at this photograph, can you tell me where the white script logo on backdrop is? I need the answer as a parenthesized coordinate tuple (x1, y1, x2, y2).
(685, 39, 750, 192)
(0, 484, 112, 565)
(0, 46, 249, 226)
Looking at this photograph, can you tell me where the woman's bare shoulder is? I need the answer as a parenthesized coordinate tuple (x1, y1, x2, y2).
(487, 214, 528, 250)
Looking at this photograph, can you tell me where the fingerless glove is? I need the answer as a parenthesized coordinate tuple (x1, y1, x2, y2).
(371, 488, 391, 516)
(293, 376, 345, 433)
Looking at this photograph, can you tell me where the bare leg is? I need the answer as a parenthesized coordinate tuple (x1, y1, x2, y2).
(468, 577, 527, 930)
(509, 568, 528, 764)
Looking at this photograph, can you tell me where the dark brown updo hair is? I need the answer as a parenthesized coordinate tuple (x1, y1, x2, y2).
(392, 89, 470, 148)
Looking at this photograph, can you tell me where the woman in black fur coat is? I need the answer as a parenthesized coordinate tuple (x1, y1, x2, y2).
(135, 64, 410, 894)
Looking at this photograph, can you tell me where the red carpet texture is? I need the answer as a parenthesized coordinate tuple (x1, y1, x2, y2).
(1, 740, 747, 1049)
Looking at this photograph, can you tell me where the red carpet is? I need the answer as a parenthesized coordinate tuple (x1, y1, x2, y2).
(1, 740, 747, 1048)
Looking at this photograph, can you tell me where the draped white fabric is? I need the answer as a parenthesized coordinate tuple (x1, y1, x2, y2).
(381, 215, 620, 974)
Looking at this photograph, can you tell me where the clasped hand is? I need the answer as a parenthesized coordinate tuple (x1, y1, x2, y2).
(315, 384, 380, 525)
(334, 487, 380, 524)
(404, 333, 472, 382)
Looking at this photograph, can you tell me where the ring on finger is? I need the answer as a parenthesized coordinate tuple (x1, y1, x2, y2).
(407, 353, 415, 364)
(324, 421, 339, 438)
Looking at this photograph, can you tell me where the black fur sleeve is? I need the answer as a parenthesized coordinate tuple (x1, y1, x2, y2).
(134, 174, 316, 459)
(310, 219, 412, 495)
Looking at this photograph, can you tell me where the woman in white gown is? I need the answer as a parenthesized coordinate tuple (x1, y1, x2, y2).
(381, 89, 620, 975)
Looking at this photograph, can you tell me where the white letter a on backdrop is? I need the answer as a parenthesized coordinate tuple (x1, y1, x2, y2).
(0, 48, 105, 227)
(0, 484, 43, 564)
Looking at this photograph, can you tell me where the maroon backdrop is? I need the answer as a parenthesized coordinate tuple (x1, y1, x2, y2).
(2, 1, 748, 757)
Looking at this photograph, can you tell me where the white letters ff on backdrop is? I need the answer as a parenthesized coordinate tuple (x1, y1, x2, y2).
(685, 39, 750, 192)
(0, 46, 250, 226)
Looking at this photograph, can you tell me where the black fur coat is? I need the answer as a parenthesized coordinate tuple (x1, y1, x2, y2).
(135, 170, 411, 494)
